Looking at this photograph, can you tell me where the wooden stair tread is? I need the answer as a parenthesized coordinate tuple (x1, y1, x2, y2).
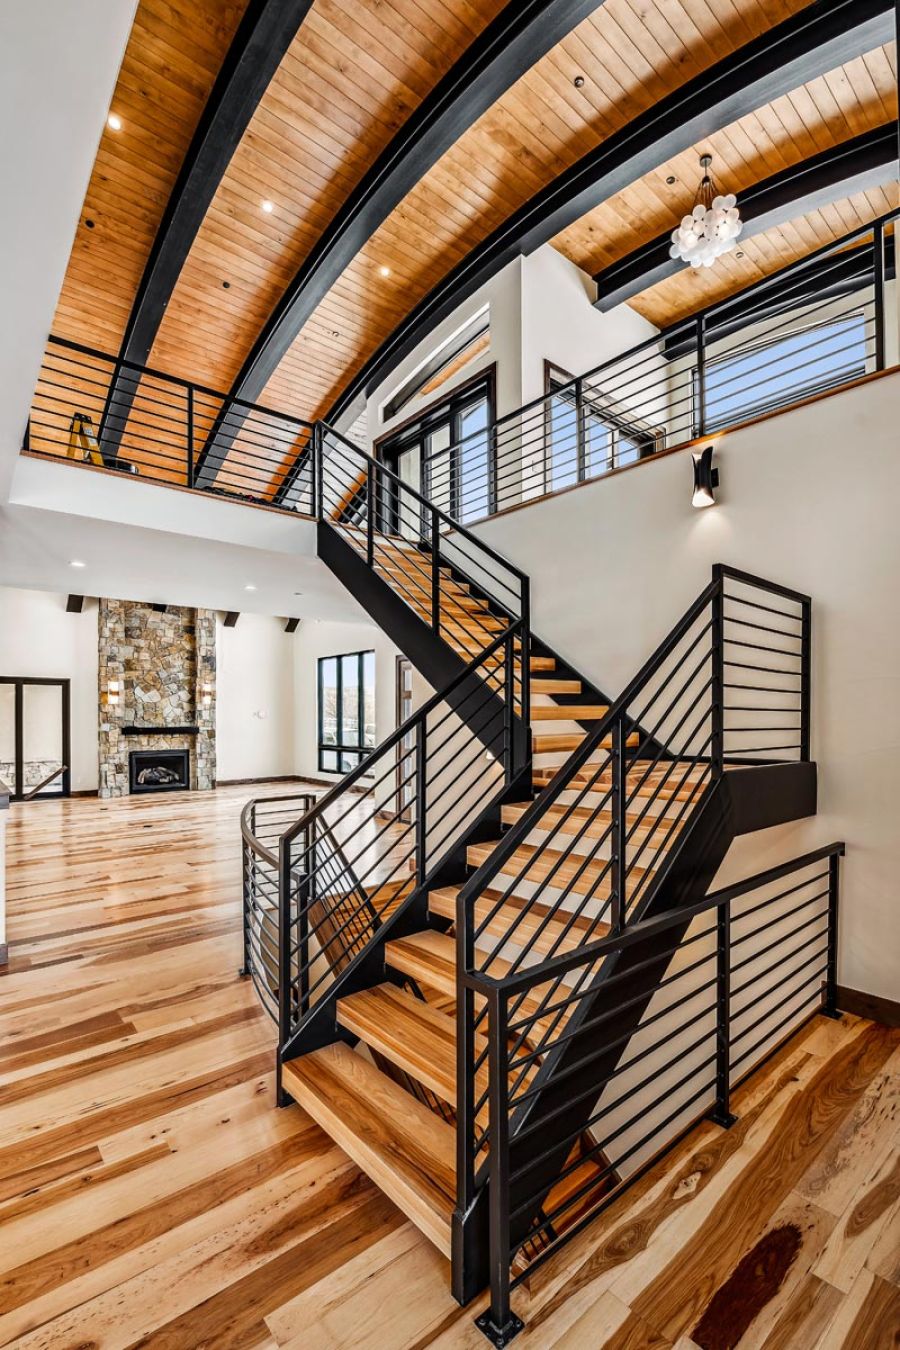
(466, 839, 651, 899)
(533, 730, 639, 754)
(501, 801, 676, 848)
(428, 885, 605, 956)
(386, 930, 578, 1044)
(336, 983, 481, 1108)
(531, 705, 608, 721)
(531, 678, 582, 693)
(531, 763, 707, 797)
(281, 1043, 454, 1256)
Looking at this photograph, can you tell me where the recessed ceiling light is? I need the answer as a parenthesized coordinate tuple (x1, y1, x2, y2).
(293, 591, 304, 596)
(573, 75, 585, 89)
(222, 280, 231, 289)
(70, 559, 86, 568)
(244, 584, 257, 591)
(378, 265, 391, 278)
(261, 200, 274, 214)
(107, 113, 122, 131)
(666, 175, 677, 185)
(736, 251, 744, 258)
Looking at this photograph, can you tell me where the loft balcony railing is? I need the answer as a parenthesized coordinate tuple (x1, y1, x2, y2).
(23, 212, 896, 527)
(25, 336, 316, 513)
(423, 208, 898, 525)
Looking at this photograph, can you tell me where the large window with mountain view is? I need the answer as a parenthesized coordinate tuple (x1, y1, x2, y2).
(318, 650, 376, 773)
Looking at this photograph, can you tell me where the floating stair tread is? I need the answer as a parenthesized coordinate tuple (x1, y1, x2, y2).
(531, 705, 609, 721)
(501, 801, 676, 848)
(466, 840, 651, 899)
(428, 885, 605, 957)
(336, 983, 482, 1108)
(531, 679, 582, 694)
(533, 730, 639, 754)
(385, 930, 577, 1044)
(531, 763, 707, 798)
(281, 1043, 454, 1256)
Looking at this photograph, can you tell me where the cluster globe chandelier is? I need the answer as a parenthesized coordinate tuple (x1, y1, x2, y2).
(670, 154, 742, 268)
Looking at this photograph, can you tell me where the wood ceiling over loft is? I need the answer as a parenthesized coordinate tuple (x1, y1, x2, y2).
(50, 0, 898, 434)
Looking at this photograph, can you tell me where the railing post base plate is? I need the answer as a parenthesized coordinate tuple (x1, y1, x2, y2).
(475, 1310, 524, 1347)
(821, 1008, 843, 1022)
(708, 1108, 738, 1130)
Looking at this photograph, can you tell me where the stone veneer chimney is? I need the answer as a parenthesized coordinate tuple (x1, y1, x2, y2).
(98, 599, 216, 798)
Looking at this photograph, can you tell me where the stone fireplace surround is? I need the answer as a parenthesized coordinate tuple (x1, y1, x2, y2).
(98, 599, 215, 798)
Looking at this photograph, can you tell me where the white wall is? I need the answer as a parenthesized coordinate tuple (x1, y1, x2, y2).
(216, 613, 297, 782)
(292, 619, 399, 783)
(0, 1, 137, 498)
(0, 587, 99, 790)
(473, 372, 900, 1002)
(519, 246, 659, 404)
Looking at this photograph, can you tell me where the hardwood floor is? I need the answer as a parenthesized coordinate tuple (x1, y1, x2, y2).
(1, 785, 897, 1349)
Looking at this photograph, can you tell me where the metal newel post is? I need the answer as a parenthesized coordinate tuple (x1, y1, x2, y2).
(710, 566, 724, 778)
(299, 818, 312, 1019)
(276, 833, 292, 1107)
(610, 717, 627, 933)
(800, 598, 812, 762)
(240, 834, 251, 978)
(314, 423, 324, 519)
(186, 385, 195, 489)
(366, 463, 375, 566)
(823, 850, 841, 1019)
(873, 219, 886, 372)
(711, 901, 736, 1128)
(431, 507, 440, 633)
(415, 723, 427, 881)
(474, 987, 523, 1347)
(695, 313, 707, 438)
(575, 376, 585, 480)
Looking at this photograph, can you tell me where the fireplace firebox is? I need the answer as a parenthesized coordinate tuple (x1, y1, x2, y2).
(129, 748, 190, 795)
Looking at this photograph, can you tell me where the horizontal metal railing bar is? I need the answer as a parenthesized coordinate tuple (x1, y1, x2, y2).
(731, 930, 828, 1005)
(730, 966, 827, 1061)
(462, 842, 844, 999)
(730, 871, 828, 927)
(45, 334, 315, 427)
(321, 425, 528, 587)
(730, 985, 824, 1073)
(282, 622, 521, 846)
(730, 892, 829, 956)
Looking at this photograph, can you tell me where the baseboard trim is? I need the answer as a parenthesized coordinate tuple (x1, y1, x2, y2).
(216, 775, 335, 788)
(71, 789, 99, 798)
(836, 984, 900, 1028)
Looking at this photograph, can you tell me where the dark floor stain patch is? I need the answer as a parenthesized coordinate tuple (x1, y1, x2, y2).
(692, 1223, 803, 1350)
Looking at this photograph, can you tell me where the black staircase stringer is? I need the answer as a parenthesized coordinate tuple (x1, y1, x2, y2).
(454, 759, 816, 1300)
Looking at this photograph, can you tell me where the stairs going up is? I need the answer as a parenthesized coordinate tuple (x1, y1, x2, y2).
(246, 425, 818, 1315)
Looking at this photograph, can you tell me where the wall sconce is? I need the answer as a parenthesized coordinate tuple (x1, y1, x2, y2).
(692, 445, 719, 508)
(201, 682, 212, 708)
(107, 680, 120, 705)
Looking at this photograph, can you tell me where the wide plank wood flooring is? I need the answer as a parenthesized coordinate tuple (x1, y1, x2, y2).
(1, 784, 898, 1348)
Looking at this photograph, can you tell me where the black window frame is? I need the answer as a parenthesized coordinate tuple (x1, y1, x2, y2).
(543, 361, 660, 492)
(317, 649, 376, 774)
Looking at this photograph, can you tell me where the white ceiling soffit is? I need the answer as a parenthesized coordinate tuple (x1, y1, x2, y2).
(0, 502, 367, 623)
(0, 1, 138, 501)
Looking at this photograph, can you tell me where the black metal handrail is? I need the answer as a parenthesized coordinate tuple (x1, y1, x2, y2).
(424, 208, 897, 525)
(470, 840, 843, 1342)
(27, 335, 315, 511)
(455, 562, 811, 1331)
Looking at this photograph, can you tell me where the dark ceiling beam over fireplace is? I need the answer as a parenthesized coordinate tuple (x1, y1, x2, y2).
(193, 0, 607, 491)
(323, 0, 895, 425)
(592, 124, 900, 311)
(99, 0, 316, 462)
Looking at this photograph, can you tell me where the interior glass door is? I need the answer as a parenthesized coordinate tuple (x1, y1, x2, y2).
(0, 678, 70, 801)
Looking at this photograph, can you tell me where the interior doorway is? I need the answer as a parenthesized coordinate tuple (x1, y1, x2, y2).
(0, 677, 71, 801)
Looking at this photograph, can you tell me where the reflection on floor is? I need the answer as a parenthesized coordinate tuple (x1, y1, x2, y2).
(1, 783, 897, 1348)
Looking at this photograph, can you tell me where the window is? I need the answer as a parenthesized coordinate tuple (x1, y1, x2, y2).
(318, 651, 376, 773)
(382, 305, 490, 422)
(542, 364, 659, 495)
(377, 373, 495, 526)
(698, 312, 868, 433)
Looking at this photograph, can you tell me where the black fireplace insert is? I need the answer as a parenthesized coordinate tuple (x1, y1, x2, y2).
(129, 748, 190, 795)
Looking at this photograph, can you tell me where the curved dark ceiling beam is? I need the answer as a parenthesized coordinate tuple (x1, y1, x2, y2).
(324, 0, 895, 426)
(100, 0, 315, 459)
(193, 0, 608, 491)
(593, 124, 900, 311)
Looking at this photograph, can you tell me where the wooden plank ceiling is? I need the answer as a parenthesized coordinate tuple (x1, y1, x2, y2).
(46, 0, 896, 442)
(255, 0, 820, 421)
(552, 44, 899, 327)
(50, 0, 249, 355)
